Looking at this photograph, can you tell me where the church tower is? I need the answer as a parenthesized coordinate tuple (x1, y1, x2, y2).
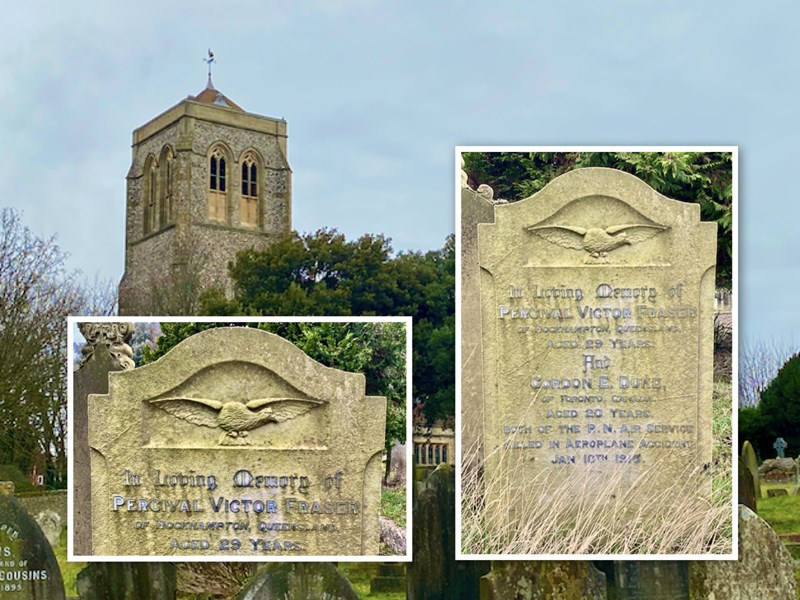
(118, 71, 291, 315)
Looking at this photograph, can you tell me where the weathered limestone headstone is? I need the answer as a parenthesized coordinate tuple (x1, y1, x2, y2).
(689, 505, 797, 598)
(480, 561, 606, 599)
(82, 327, 386, 557)
(76, 563, 176, 600)
(409, 465, 488, 599)
(476, 168, 717, 538)
(236, 563, 359, 600)
(370, 563, 406, 594)
(73, 322, 135, 555)
(613, 561, 688, 599)
(737, 461, 757, 511)
(773, 436, 787, 458)
(0, 494, 65, 599)
(460, 171, 495, 468)
(32, 511, 61, 548)
(740, 440, 760, 499)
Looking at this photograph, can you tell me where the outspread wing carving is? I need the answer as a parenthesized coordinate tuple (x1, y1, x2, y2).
(149, 396, 325, 445)
(604, 224, 667, 244)
(245, 397, 325, 422)
(149, 397, 222, 429)
(525, 225, 587, 251)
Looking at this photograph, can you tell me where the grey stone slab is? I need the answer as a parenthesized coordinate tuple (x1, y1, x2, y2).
(73, 323, 135, 556)
(81, 327, 386, 557)
(0, 494, 65, 599)
(480, 561, 606, 599)
(689, 505, 797, 598)
(460, 183, 495, 469)
(741, 440, 760, 499)
(475, 168, 717, 547)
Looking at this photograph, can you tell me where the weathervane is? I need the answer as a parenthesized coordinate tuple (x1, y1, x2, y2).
(204, 49, 216, 88)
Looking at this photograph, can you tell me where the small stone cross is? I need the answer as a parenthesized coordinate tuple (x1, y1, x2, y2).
(774, 437, 788, 458)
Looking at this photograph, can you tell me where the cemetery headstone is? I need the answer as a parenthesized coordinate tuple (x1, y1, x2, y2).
(613, 561, 689, 599)
(32, 511, 61, 548)
(236, 563, 359, 600)
(79, 327, 387, 557)
(473, 168, 718, 548)
(480, 561, 606, 599)
(773, 436, 787, 458)
(740, 440, 760, 499)
(688, 505, 797, 598)
(460, 173, 495, 468)
(73, 322, 135, 555)
(0, 494, 65, 599)
(409, 465, 488, 599)
(76, 563, 176, 600)
(737, 461, 756, 511)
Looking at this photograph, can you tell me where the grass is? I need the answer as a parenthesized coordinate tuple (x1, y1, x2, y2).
(461, 374, 734, 555)
(381, 488, 407, 529)
(758, 490, 800, 534)
(54, 527, 86, 597)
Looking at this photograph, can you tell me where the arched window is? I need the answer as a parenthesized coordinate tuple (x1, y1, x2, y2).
(143, 156, 159, 234)
(240, 151, 260, 227)
(208, 146, 228, 223)
(160, 146, 175, 226)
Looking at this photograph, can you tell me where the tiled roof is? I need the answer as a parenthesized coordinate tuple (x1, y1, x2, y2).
(190, 80, 244, 112)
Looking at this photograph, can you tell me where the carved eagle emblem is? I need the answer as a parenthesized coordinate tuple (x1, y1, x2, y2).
(526, 223, 668, 263)
(150, 396, 325, 445)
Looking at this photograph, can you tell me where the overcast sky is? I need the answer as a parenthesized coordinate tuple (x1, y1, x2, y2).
(1, 1, 794, 347)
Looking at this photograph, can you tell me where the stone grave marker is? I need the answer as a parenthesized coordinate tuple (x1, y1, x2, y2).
(80, 327, 387, 557)
(236, 563, 359, 600)
(737, 461, 756, 511)
(32, 511, 61, 548)
(740, 440, 760, 499)
(0, 493, 65, 599)
(475, 168, 717, 541)
(773, 436, 787, 458)
(460, 169, 495, 467)
(689, 505, 797, 598)
(73, 321, 135, 555)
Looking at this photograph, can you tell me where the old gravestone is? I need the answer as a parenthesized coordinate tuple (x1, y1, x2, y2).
(740, 440, 761, 500)
(689, 505, 797, 598)
(73, 321, 136, 555)
(460, 167, 496, 468)
(80, 327, 386, 557)
(773, 436, 787, 458)
(475, 168, 717, 542)
(0, 493, 65, 599)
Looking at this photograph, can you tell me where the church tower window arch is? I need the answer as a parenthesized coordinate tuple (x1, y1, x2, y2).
(239, 149, 262, 228)
(143, 154, 159, 234)
(208, 144, 231, 223)
(160, 145, 175, 226)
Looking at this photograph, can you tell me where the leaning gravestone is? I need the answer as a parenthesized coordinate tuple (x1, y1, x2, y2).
(81, 327, 386, 557)
(740, 440, 760, 500)
(0, 493, 65, 599)
(475, 168, 717, 544)
(689, 505, 797, 598)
